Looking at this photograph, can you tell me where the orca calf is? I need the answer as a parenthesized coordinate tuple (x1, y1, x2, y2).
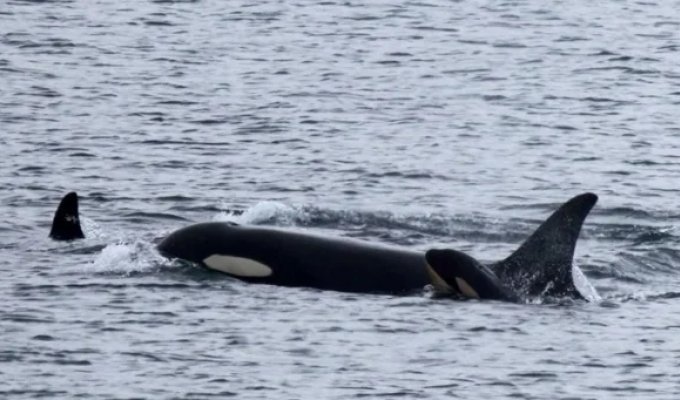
(49, 191, 597, 301)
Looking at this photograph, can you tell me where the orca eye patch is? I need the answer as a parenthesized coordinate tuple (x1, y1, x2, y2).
(203, 254, 273, 277)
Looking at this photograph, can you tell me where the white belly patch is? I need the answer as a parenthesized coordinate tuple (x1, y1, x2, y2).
(202, 254, 272, 277)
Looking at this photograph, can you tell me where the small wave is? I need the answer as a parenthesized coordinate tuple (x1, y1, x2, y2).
(151, 0, 199, 3)
(132, 139, 232, 147)
(123, 211, 188, 222)
(609, 290, 680, 303)
(617, 250, 680, 277)
(58, 244, 107, 255)
(596, 206, 655, 219)
(588, 223, 677, 245)
(0, 390, 69, 398)
(13, 282, 217, 293)
(214, 201, 299, 225)
(646, 291, 680, 301)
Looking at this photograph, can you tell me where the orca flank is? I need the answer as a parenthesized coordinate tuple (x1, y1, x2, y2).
(49, 192, 85, 241)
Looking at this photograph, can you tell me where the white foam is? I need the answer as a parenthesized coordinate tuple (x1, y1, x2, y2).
(214, 201, 302, 225)
(88, 240, 164, 275)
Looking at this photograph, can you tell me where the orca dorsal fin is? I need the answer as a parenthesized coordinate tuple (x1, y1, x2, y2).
(492, 193, 597, 298)
(49, 192, 85, 241)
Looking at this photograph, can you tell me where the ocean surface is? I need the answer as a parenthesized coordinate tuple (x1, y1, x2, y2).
(2, 0, 680, 398)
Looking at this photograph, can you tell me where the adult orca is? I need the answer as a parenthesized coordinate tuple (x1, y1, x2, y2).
(49, 191, 85, 241)
(156, 193, 598, 301)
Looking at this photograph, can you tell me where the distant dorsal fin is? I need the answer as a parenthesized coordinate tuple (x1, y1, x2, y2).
(49, 192, 85, 241)
(492, 193, 597, 298)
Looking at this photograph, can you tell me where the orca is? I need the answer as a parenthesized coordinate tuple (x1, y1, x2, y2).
(156, 193, 598, 301)
(49, 192, 85, 241)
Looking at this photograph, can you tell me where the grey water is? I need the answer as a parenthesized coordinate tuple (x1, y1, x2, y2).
(2, 0, 680, 398)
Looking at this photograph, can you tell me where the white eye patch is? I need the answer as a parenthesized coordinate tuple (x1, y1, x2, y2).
(426, 263, 480, 299)
(425, 264, 455, 294)
(203, 254, 272, 277)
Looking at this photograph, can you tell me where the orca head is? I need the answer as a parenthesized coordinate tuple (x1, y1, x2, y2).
(49, 192, 85, 241)
(425, 249, 519, 301)
(157, 222, 233, 263)
(157, 222, 273, 278)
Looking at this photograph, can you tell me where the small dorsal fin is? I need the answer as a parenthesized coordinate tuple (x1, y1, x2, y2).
(492, 193, 597, 298)
(49, 192, 85, 241)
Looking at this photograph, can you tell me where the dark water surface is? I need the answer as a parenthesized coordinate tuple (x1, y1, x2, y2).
(3, 1, 680, 399)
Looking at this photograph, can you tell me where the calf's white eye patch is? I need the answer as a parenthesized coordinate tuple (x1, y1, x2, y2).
(203, 254, 272, 277)
(425, 264, 454, 294)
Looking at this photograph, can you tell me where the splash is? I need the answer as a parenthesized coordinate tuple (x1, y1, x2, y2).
(214, 201, 304, 226)
(88, 240, 165, 275)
